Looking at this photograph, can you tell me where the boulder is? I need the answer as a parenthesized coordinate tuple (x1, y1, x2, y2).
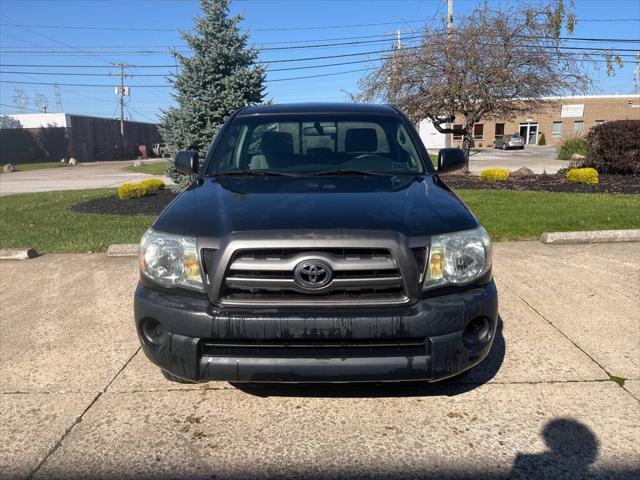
(3, 164, 15, 173)
(68, 158, 78, 165)
(133, 160, 145, 167)
(570, 153, 586, 161)
(510, 167, 535, 177)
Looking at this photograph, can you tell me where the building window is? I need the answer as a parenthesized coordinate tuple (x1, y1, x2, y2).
(573, 121, 584, 135)
(595, 120, 605, 126)
(495, 123, 505, 139)
(452, 124, 463, 141)
(552, 121, 563, 139)
(473, 123, 484, 140)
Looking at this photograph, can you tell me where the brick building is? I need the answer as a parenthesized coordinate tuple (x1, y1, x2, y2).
(418, 94, 640, 149)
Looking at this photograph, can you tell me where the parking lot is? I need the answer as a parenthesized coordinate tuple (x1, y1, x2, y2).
(468, 146, 569, 174)
(1, 241, 639, 479)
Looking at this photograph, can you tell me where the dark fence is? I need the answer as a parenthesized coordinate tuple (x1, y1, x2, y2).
(0, 127, 68, 164)
(0, 116, 160, 164)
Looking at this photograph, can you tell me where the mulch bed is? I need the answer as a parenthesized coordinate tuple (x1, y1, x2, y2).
(441, 174, 640, 194)
(70, 189, 178, 216)
(70, 174, 640, 217)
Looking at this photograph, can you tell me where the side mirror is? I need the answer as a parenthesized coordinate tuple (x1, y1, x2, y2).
(437, 148, 467, 173)
(175, 150, 199, 175)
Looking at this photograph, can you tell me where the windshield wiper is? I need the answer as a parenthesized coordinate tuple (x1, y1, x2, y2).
(214, 169, 302, 177)
(303, 168, 399, 177)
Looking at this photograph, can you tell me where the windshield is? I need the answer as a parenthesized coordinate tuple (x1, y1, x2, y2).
(207, 115, 425, 175)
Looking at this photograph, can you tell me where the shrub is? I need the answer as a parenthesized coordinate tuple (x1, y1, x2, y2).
(140, 178, 165, 191)
(117, 182, 151, 200)
(558, 136, 588, 160)
(583, 120, 640, 174)
(480, 168, 509, 182)
(566, 167, 598, 185)
(538, 133, 546, 146)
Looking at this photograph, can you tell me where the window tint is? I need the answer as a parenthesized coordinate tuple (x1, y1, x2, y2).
(473, 124, 484, 140)
(495, 123, 505, 138)
(453, 124, 463, 140)
(208, 115, 425, 174)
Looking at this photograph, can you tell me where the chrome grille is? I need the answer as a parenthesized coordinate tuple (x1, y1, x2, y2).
(219, 248, 408, 306)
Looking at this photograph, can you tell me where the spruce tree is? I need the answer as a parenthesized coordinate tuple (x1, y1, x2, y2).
(160, 0, 265, 191)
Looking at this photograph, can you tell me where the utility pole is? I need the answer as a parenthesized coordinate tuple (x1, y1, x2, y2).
(53, 83, 63, 112)
(447, 0, 454, 34)
(111, 62, 132, 157)
(634, 51, 640, 95)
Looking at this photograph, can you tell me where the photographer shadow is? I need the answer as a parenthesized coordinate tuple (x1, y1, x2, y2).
(511, 418, 599, 479)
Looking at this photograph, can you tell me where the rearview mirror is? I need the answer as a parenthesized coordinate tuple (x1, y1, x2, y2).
(437, 148, 467, 173)
(175, 150, 199, 175)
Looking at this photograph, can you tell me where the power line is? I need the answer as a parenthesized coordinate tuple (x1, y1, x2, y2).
(1, 17, 638, 33)
(1, 48, 636, 79)
(0, 102, 40, 113)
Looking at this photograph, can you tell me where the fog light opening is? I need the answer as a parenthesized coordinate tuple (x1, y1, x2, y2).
(463, 317, 492, 351)
(141, 317, 167, 346)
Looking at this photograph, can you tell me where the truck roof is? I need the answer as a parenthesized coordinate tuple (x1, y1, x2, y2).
(236, 102, 399, 117)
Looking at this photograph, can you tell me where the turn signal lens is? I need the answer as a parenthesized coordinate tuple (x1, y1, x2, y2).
(427, 248, 444, 280)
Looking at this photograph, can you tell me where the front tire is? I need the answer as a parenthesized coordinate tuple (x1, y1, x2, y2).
(161, 369, 197, 383)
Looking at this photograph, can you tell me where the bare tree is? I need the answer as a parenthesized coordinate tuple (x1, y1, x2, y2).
(355, 0, 622, 157)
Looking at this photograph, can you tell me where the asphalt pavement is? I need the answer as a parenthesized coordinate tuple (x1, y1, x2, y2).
(0, 160, 169, 196)
(468, 146, 569, 174)
(1, 242, 639, 479)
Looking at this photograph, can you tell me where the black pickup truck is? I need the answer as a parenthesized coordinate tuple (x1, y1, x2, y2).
(134, 103, 498, 383)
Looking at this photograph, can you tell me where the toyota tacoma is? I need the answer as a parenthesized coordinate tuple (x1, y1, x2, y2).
(134, 103, 498, 383)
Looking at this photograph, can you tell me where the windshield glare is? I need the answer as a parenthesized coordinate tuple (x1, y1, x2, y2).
(208, 116, 425, 175)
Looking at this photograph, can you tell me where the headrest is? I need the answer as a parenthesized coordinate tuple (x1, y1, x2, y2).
(345, 128, 378, 152)
(261, 131, 293, 156)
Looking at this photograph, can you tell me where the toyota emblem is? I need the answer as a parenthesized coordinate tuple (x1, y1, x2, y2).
(293, 260, 333, 290)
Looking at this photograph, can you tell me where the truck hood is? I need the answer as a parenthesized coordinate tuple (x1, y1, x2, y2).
(153, 174, 478, 239)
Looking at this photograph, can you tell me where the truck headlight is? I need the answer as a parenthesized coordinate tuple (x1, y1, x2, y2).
(423, 226, 492, 290)
(139, 228, 204, 292)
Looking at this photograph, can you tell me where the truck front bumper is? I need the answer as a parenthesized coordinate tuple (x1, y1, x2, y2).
(134, 281, 498, 383)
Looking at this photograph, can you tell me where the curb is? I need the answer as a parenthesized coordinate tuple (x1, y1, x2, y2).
(107, 244, 139, 257)
(540, 229, 640, 245)
(0, 248, 39, 260)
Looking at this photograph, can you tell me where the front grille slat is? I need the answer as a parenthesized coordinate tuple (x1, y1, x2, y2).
(219, 247, 407, 306)
(202, 338, 427, 358)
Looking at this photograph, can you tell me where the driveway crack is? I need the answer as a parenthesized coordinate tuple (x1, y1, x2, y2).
(27, 346, 141, 480)
(498, 280, 639, 403)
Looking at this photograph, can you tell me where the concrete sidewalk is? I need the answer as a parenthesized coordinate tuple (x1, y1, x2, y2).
(0, 160, 170, 196)
(1, 242, 638, 479)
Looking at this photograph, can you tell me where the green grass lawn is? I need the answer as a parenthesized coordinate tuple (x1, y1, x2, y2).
(457, 190, 640, 241)
(125, 162, 167, 175)
(0, 189, 154, 253)
(1, 162, 69, 173)
(0, 188, 638, 253)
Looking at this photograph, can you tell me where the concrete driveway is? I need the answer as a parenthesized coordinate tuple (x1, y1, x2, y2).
(0, 160, 170, 196)
(468, 146, 570, 174)
(1, 242, 638, 479)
